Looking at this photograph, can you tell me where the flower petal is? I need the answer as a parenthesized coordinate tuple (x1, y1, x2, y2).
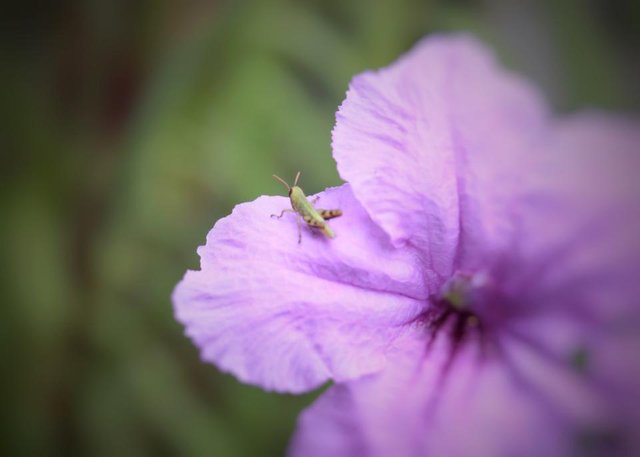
(172, 184, 427, 393)
(290, 329, 625, 457)
(506, 313, 640, 453)
(332, 34, 548, 277)
(496, 114, 640, 326)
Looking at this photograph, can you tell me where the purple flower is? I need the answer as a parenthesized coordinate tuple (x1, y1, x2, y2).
(173, 35, 640, 456)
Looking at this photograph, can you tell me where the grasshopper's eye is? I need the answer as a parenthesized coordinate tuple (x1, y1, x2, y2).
(288, 189, 293, 197)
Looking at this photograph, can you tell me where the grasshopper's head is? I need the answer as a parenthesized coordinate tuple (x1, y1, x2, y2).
(272, 171, 302, 197)
(290, 186, 306, 201)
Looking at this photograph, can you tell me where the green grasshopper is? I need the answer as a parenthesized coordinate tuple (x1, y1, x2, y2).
(271, 172, 342, 243)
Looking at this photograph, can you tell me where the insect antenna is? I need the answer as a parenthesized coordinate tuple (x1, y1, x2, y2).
(272, 174, 290, 191)
(293, 171, 301, 187)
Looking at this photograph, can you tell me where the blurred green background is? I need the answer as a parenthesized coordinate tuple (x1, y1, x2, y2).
(1, 0, 638, 455)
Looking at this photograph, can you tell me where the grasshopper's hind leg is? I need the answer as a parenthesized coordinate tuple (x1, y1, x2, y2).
(318, 209, 343, 220)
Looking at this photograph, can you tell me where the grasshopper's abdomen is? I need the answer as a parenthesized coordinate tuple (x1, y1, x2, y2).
(301, 213, 334, 238)
(321, 224, 335, 238)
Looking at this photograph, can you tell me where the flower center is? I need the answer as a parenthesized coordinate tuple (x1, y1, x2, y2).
(440, 271, 490, 311)
(424, 271, 492, 351)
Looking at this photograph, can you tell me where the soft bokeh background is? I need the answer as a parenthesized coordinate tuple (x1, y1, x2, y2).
(1, 1, 638, 455)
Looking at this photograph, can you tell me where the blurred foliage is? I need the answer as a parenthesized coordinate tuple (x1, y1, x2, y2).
(0, 0, 637, 455)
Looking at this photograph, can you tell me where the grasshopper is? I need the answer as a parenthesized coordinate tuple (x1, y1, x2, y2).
(271, 172, 342, 243)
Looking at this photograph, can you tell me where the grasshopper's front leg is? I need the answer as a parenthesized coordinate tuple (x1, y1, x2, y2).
(270, 208, 303, 243)
(271, 208, 295, 219)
